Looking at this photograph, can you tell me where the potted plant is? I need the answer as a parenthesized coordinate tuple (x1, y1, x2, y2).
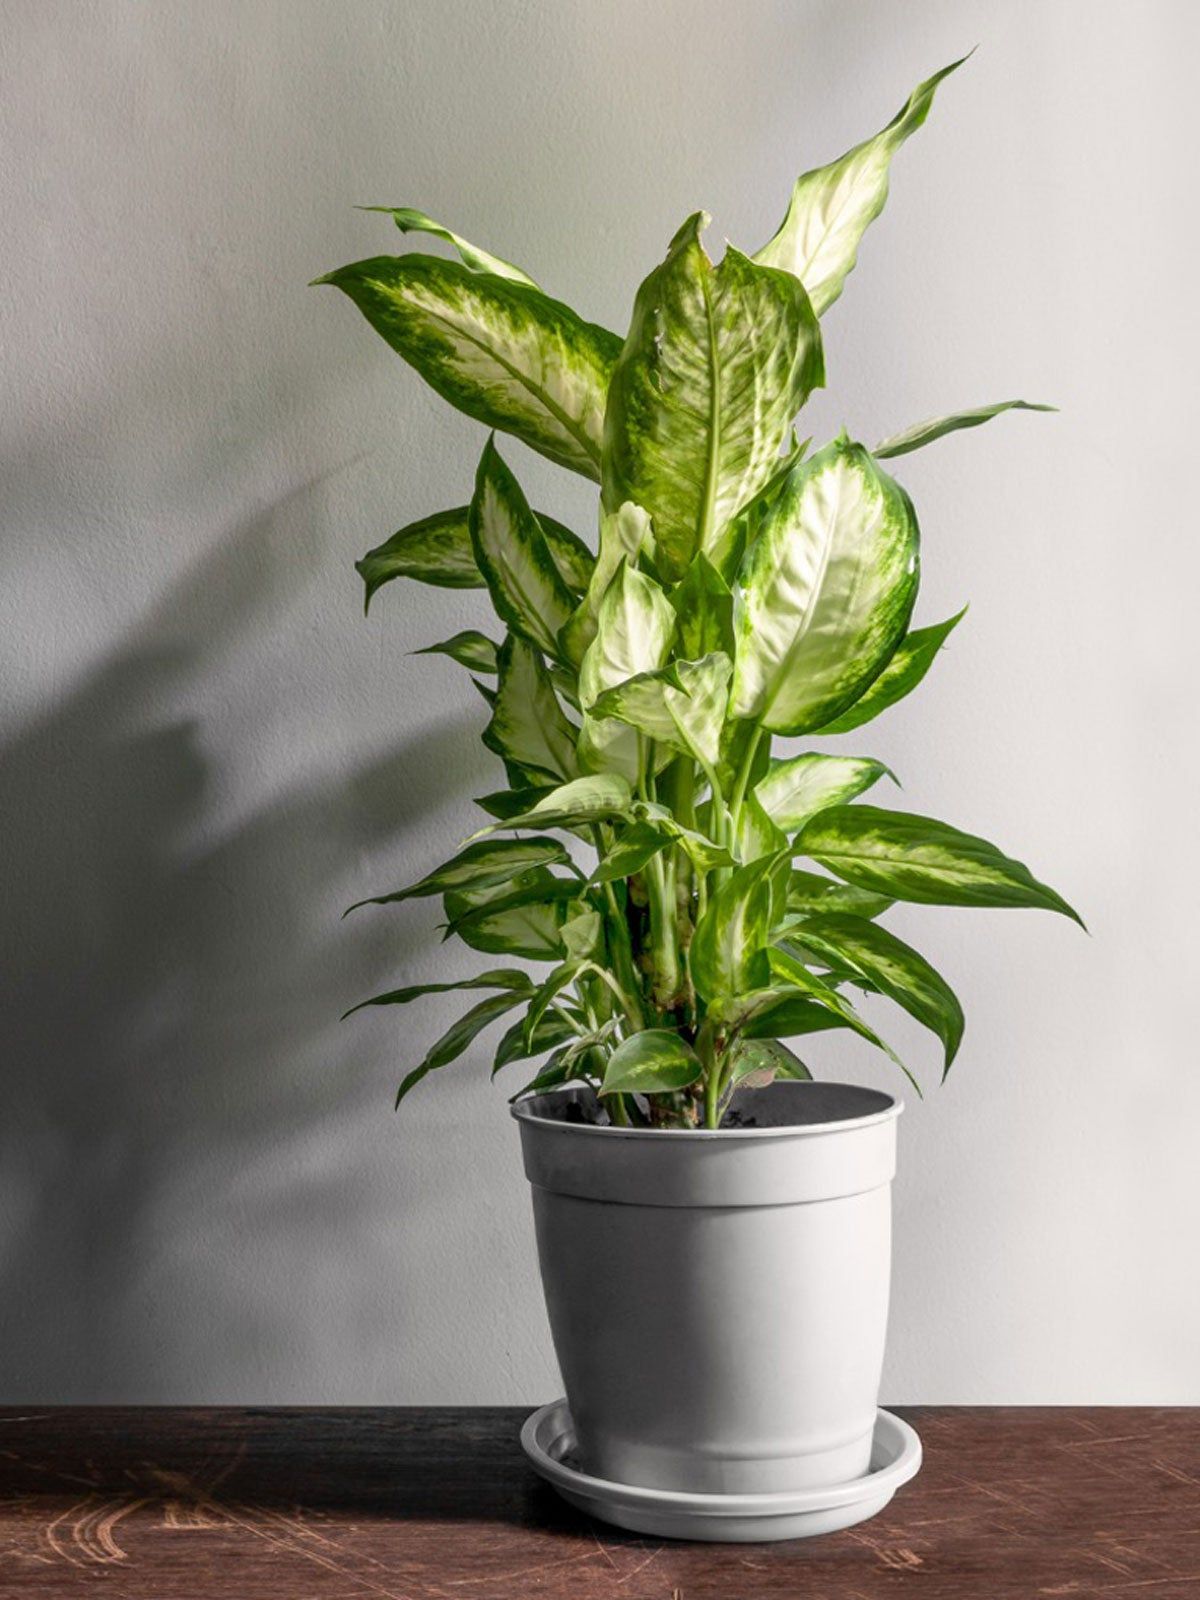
(317, 56, 1080, 1541)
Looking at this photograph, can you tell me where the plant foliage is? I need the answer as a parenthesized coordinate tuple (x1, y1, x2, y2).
(320, 58, 1079, 1128)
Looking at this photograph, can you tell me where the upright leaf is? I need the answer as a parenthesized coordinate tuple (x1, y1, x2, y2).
(483, 635, 580, 785)
(559, 502, 652, 666)
(493, 1009, 578, 1074)
(395, 988, 529, 1107)
(875, 401, 1055, 460)
(731, 437, 920, 734)
(752, 57, 967, 314)
(469, 441, 576, 659)
(590, 652, 732, 774)
(315, 254, 620, 478)
(359, 206, 538, 285)
(669, 553, 735, 660)
(603, 214, 824, 581)
(811, 608, 966, 733)
(578, 561, 676, 780)
(690, 856, 778, 1002)
(798, 805, 1084, 923)
(754, 753, 893, 832)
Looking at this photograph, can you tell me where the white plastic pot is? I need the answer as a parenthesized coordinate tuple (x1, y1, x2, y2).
(512, 1081, 901, 1497)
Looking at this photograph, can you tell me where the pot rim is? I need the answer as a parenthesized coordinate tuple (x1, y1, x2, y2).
(510, 1080, 902, 1141)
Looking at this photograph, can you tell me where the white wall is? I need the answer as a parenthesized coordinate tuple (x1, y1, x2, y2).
(2, 0, 1196, 1404)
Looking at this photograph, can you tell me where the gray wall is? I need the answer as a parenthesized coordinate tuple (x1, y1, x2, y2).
(2, 0, 1196, 1404)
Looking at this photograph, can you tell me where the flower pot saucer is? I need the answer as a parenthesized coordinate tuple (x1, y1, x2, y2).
(521, 1400, 921, 1543)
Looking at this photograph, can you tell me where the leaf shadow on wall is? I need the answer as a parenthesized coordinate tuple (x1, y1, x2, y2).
(0, 478, 485, 1403)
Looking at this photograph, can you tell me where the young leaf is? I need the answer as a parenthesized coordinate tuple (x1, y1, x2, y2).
(482, 635, 580, 785)
(600, 1029, 702, 1096)
(874, 401, 1055, 460)
(359, 206, 538, 286)
(731, 438, 920, 734)
(733, 791, 789, 866)
(522, 960, 584, 1049)
(787, 913, 964, 1075)
(669, 553, 735, 659)
(414, 630, 499, 674)
(811, 608, 966, 734)
(786, 869, 893, 920)
(469, 441, 576, 659)
(508, 1049, 590, 1101)
(690, 856, 778, 1003)
(798, 805, 1084, 924)
(578, 561, 676, 780)
(559, 502, 653, 666)
(603, 216, 825, 582)
(395, 988, 530, 1107)
(341, 967, 532, 1021)
(753, 56, 968, 314)
(345, 836, 570, 915)
(314, 255, 620, 479)
(590, 652, 731, 774)
(754, 753, 893, 832)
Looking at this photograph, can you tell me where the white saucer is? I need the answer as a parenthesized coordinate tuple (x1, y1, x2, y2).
(521, 1401, 921, 1542)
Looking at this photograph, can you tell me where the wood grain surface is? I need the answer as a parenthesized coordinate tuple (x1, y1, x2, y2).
(0, 1407, 1196, 1598)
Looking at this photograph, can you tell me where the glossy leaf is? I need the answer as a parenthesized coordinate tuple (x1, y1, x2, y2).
(689, 856, 777, 1002)
(578, 561, 676, 780)
(753, 56, 968, 314)
(669, 553, 735, 660)
(787, 913, 964, 1074)
(448, 875, 579, 959)
(414, 630, 499, 674)
(785, 869, 893, 920)
(767, 945, 917, 1089)
(492, 1010, 577, 1074)
(603, 214, 824, 581)
(357, 508, 482, 609)
(726, 1036, 812, 1089)
(346, 836, 570, 916)
(812, 608, 966, 734)
(359, 206, 538, 285)
(875, 400, 1055, 460)
(754, 752, 893, 832)
(469, 441, 576, 658)
(600, 1029, 702, 1096)
(798, 805, 1084, 923)
(395, 988, 529, 1107)
(341, 967, 532, 1021)
(481, 772, 635, 833)
(315, 254, 620, 478)
(733, 791, 789, 867)
(590, 651, 732, 774)
(559, 502, 652, 666)
(731, 437, 920, 734)
(482, 634, 579, 786)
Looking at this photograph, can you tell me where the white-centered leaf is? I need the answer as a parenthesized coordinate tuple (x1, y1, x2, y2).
(690, 856, 779, 1003)
(754, 753, 893, 832)
(590, 652, 732, 774)
(469, 441, 577, 659)
(447, 875, 579, 960)
(413, 630, 499, 674)
(315, 254, 620, 478)
(482, 634, 580, 786)
(874, 400, 1055, 460)
(578, 561, 676, 780)
(359, 206, 539, 285)
(731, 437, 920, 734)
(559, 501, 653, 665)
(600, 1029, 702, 1096)
(753, 56, 968, 314)
(811, 608, 966, 734)
(478, 772, 635, 834)
(603, 213, 824, 581)
(785, 869, 893, 921)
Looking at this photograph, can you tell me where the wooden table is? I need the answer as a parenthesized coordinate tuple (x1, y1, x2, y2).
(0, 1408, 1196, 1597)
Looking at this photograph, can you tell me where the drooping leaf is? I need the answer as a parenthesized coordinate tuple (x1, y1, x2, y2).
(345, 836, 571, 916)
(752, 56, 968, 314)
(785, 869, 893, 920)
(315, 254, 620, 478)
(810, 608, 967, 733)
(767, 945, 917, 1090)
(731, 437, 920, 734)
(478, 771, 634, 833)
(356, 508, 483, 608)
(589, 819, 673, 884)
(469, 441, 577, 659)
(754, 753, 893, 832)
(341, 967, 532, 1021)
(447, 874, 579, 959)
(540, 520, 596, 596)
(508, 1048, 591, 1101)
(413, 630, 499, 673)
(874, 401, 1055, 460)
(492, 1009, 578, 1075)
(578, 561, 676, 780)
(689, 856, 778, 1002)
(482, 634, 580, 785)
(522, 960, 585, 1049)
(603, 214, 824, 582)
(798, 805, 1084, 924)
(395, 987, 530, 1107)
(473, 781, 560, 820)
(559, 502, 653, 666)
(787, 913, 964, 1074)
(600, 1029, 702, 1096)
(733, 791, 789, 866)
(669, 553, 735, 659)
(359, 206, 539, 285)
(726, 1036, 812, 1089)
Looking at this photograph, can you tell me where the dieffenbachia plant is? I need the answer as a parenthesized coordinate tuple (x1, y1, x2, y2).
(319, 59, 1080, 1129)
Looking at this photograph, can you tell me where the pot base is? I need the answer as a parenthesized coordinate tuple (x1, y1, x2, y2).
(521, 1400, 921, 1543)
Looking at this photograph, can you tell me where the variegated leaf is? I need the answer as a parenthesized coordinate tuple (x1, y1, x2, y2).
(875, 400, 1055, 460)
(669, 553, 735, 659)
(754, 752, 893, 832)
(767, 944, 917, 1089)
(482, 635, 580, 786)
(559, 501, 653, 666)
(600, 1029, 702, 1096)
(395, 988, 529, 1107)
(341, 967, 532, 1021)
(590, 651, 732, 774)
(345, 836, 570, 916)
(470, 441, 576, 658)
(753, 57, 967, 314)
(492, 1010, 577, 1075)
(786, 869, 893, 920)
(478, 772, 635, 834)
(448, 874, 579, 960)
(812, 608, 966, 734)
(689, 856, 778, 1003)
(359, 206, 538, 285)
(414, 630, 499, 674)
(315, 254, 620, 478)
(726, 1036, 812, 1088)
(603, 214, 824, 581)
(731, 437, 919, 734)
(578, 561, 676, 780)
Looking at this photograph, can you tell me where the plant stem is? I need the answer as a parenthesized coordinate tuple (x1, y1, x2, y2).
(728, 722, 765, 842)
(697, 1019, 722, 1130)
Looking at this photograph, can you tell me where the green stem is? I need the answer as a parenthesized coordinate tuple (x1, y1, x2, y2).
(728, 722, 765, 842)
(698, 1020, 722, 1130)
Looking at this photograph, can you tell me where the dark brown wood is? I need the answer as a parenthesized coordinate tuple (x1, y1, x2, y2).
(0, 1407, 1196, 1597)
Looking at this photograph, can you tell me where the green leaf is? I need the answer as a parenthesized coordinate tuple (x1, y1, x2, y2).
(447, 875, 579, 959)
(493, 1010, 579, 1075)
(359, 206, 538, 286)
(559, 502, 653, 666)
(345, 836, 571, 916)
(473, 781, 561, 821)
(726, 1036, 812, 1088)
(811, 608, 966, 734)
(578, 561, 676, 780)
(787, 913, 964, 1075)
(690, 856, 778, 1002)
(874, 401, 1056, 460)
(341, 967, 532, 1021)
(730, 437, 920, 734)
(603, 214, 825, 582)
(742, 995, 851, 1040)
(395, 988, 530, 1107)
(522, 960, 584, 1050)
(540, 520, 596, 596)
(767, 944, 918, 1090)
(590, 652, 731, 774)
(479, 772, 634, 833)
(600, 1029, 702, 1096)
(753, 56, 968, 314)
(785, 869, 893, 920)
(356, 509, 483, 609)
(754, 753, 893, 832)
(469, 440, 576, 658)
(508, 1048, 589, 1101)
(482, 634, 580, 786)
(733, 791, 789, 867)
(637, 803, 736, 875)
(669, 553, 735, 660)
(315, 254, 620, 479)
(798, 805, 1084, 924)
(589, 819, 673, 885)
(414, 630, 499, 673)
